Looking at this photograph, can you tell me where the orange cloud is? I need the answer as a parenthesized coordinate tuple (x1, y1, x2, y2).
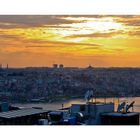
(0, 15, 140, 67)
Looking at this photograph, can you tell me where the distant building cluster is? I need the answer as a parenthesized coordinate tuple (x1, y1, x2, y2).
(0, 64, 140, 102)
(53, 64, 64, 69)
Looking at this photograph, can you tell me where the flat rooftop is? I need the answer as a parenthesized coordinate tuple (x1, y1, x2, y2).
(0, 108, 49, 119)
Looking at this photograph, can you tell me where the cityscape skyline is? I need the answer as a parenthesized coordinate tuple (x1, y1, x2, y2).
(0, 15, 140, 67)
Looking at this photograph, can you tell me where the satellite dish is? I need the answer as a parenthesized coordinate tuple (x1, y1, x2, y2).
(85, 90, 94, 103)
(126, 101, 135, 112)
(117, 102, 126, 112)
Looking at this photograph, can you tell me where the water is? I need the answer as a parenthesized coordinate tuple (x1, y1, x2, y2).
(13, 97, 140, 112)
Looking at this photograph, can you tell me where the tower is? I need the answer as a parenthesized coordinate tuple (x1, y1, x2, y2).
(6, 64, 8, 69)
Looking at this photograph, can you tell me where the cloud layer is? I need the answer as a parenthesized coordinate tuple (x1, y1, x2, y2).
(0, 15, 140, 67)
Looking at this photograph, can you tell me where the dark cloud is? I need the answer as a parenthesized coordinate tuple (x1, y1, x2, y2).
(120, 20, 140, 26)
(43, 25, 72, 28)
(0, 15, 83, 29)
(0, 15, 140, 29)
(114, 15, 140, 26)
(66, 31, 124, 38)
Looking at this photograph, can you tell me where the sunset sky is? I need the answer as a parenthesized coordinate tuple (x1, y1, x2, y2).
(0, 15, 140, 67)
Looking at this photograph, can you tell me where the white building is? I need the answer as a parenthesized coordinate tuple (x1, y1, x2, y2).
(70, 102, 114, 125)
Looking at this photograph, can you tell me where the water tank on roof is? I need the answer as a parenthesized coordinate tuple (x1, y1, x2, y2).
(0, 102, 9, 112)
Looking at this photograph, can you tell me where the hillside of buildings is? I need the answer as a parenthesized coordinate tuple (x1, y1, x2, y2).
(0, 65, 140, 103)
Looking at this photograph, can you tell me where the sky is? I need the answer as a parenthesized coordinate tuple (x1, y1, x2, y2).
(0, 15, 140, 68)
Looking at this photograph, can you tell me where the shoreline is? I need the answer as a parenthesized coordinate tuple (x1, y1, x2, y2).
(7, 95, 140, 104)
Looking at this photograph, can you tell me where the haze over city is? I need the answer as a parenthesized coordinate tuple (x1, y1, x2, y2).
(0, 15, 140, 67)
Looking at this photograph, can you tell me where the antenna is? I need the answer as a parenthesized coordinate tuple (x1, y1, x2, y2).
(126, 101, 135, 112)
(85, 89, 94, 103)
(117, 102, 126, 112)
(6, 64, 8, 69)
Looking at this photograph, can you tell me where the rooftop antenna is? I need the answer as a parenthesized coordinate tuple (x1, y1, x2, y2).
(126, 101, 135, 112)
(85, 89, 94, 104)
(117, 102, 126, 112)
(6, 64, 8, 69)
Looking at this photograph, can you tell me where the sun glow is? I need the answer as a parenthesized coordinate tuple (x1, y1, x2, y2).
(57, 17, 124, 35)
(0, 15, 140, 67)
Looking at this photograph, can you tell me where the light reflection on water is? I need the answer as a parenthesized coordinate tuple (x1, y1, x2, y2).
(13, 97, 140, 112)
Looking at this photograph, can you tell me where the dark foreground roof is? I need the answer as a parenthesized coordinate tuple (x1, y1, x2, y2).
(101, 112, 139, 117)
(0, 108, 48, 119)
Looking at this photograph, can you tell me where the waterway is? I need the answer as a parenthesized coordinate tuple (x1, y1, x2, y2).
(13, 97, 140, 112)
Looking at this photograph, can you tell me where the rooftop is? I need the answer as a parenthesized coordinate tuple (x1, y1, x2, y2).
(101, 112, 139, 117)
(0, 108, 49, 119)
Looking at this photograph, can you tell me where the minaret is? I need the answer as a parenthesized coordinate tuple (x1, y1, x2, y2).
(6, 64, 8, 69)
